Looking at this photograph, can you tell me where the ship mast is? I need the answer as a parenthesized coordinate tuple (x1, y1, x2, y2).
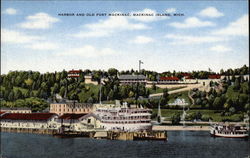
(136, 60, 143, 107)
(157, 97, 162, 124)
(99, 72, 103, 105)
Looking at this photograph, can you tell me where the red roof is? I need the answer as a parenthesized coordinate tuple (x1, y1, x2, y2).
(160, 76, 179, 81)
(181, 73, 191, 76)
(0, 113, 56, 120)
(68, 70, 81, 73)
(208, 75, 221, 79)
(0, 111, 6, 115)
(68, 75, 80, 77)
(58, 113, 87, 120)
(185, 76, 194, 79)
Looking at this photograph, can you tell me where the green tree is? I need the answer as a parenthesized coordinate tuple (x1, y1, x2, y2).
(233, 78, 240, 90)
(59, 86, 66, 97)
(8, 91, 15, 101)
(108, 68, 118, 76)
(14, 89, 23, 100)
(25, 97, 48, 112)
(119, 85, 128, 99)
(128, 91, 134, 98)
(229, 107, 236, 114)
(151, 83, 157, 91)
(24, 78, 33, 89)
(14, 76, 22, 87)
(87, 97, 94, 103)
(161, 88, 169, 105)
(108, 90, 114, 100)
(224, 99, 233, 109)
(213, 97, 223, 109)
(238, 94, 248, 110)
(195, 98, 202, 105)
(171, 113, 181, 125)
(41, 82, 48, 91)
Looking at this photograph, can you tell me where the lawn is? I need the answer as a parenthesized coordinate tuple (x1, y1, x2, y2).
(147, 87, 163, 94)
(152, 109, 244, 122)
(168, 91, 191, 105)
(147, 86, 188, 95)
(78, 83, 99, 102)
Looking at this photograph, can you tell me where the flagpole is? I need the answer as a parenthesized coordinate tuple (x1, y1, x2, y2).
(136, 60, 143, 107)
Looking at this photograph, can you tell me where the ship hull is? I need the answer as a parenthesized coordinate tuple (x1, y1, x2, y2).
(210, 129, 249, 138)
(211, 133, 248, 138)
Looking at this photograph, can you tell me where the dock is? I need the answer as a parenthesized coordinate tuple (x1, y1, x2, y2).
(53, 130, 167, 141)
(1, 127, 167, 141)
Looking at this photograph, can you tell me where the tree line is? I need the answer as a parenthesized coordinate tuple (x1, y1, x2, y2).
(0, 65, 248, 111)
(190, 75, 249, 114)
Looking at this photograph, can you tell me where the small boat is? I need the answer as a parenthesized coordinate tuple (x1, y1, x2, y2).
(133, 131, 167, 141)
(133, 135, 167, 141)
(210, 124, 249, 138)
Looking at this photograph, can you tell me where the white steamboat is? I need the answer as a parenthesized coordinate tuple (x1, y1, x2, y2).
(210, 124, 249, 138)
(94, 102, 152, 131)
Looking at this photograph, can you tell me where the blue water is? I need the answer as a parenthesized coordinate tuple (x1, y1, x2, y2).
(1, 131, 249, 158)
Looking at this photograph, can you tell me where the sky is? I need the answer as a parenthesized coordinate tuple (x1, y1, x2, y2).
(1, 0, 249, 74)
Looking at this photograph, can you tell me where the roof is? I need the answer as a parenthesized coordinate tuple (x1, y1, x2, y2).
(0, 113, 57, 120)
(119, 75, 146, 80)
(208, 75, 221, 79)
(181, 73, 191, 76)
(185, 76, 194, 79)
(160, 76, 179, 81)
(1, 107, 31, 111)
(0, 111, 6, 115)
(58, 113, 87, 120)
(81, 113, 102, 121)
(68, 70, 81, 73)
(68, 75, 80, 78)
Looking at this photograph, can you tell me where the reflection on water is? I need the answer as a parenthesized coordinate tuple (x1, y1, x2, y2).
(1, 131, 249, 158)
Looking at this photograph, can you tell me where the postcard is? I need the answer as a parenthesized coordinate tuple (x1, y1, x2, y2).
(1, 0, 249, 158)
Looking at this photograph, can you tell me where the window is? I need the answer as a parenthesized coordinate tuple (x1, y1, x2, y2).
(88, 119, 91, 123)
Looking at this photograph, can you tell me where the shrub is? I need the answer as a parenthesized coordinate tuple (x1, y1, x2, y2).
(201, 115, 212, 121)
(171, 113, 181, 125)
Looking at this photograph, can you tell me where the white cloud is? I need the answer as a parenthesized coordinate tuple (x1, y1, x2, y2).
(3, 8, 17, 15)
(169, 17, 215, 28)
(72, 30, 109, 38)
(199, 7, 224, 18)
(19, 12, 59, 29)
(166, 8, 176, 13)
(130, 36, 155, 44)
(131, 8, 168, 22)
(60, 45, 116, 57)
(85, 15, 148, 30)
(1, 29, 42, 44)
(24, 42, 59, 50)
(165, 34, 226, 45)
(210, 45, 232, 52)
(73, 14, 149, 38)
(213, 14, 248, 36)
(1, 29, 59, 51)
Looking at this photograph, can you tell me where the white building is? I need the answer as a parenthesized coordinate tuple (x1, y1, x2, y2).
(50, 102, 93, 116)
(119, 74, 147, 85)
(0, 113, 58, 129)
(169, 98, 189, 106)
(1, 107, 32, 113)
(57, 113, 102, 132)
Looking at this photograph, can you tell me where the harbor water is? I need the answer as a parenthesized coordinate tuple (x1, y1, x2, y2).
(1, 131, 249, 158)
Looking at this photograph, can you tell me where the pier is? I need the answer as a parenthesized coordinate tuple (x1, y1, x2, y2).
(1, 127, 58, 135)
(1, 127, 167, 140)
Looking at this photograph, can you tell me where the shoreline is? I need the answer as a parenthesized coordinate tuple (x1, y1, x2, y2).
(153, 125, 210, 131)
